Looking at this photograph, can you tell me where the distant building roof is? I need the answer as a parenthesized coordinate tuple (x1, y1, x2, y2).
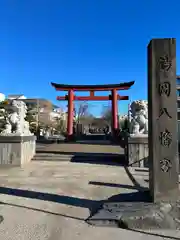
(8, 94, 26, 99)
(53, 104, 59, 109)
(7, 96, 58, 111)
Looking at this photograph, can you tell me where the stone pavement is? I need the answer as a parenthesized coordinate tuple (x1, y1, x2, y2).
(0, 160, 179, 239)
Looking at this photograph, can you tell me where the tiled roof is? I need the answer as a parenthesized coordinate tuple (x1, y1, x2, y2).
(8, 94, 24, 98)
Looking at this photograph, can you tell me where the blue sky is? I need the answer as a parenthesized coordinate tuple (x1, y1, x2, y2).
(0, 0, 180, 116)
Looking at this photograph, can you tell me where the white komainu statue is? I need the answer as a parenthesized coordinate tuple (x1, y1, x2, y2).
(130, 100, 148, 135)
(1, 100, 32, 136)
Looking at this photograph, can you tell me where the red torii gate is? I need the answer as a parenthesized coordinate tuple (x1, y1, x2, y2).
(51, 81, 135, 140)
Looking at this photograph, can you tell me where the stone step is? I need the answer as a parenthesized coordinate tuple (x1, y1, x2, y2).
(32, 156, 72, 161)
(33, 153, 74, 157)
(32, 155, 121, 160)
(34, 153, 120, 157)
(32, 153, 124, 164)
(32, 157, 71, 161)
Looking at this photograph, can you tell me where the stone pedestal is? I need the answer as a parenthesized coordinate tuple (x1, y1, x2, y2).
(0, 135, 36, 166)
(127, 134, 148, 168)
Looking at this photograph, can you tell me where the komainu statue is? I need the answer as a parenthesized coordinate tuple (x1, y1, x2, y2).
(129, 100, 148, 135)
(0, 100, 33, 136)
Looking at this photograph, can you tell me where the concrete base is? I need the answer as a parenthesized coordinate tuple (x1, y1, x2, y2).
(127, 135, 148, 167)
(86, 191, 180, 230)
(0, 135, 36, 167)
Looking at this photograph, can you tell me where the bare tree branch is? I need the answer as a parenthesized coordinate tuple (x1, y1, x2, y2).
(74, 102, 91, 123)
(101, 105, 112, 125)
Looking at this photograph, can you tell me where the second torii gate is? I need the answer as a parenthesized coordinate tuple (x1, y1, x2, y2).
(51, 81, 135, 140)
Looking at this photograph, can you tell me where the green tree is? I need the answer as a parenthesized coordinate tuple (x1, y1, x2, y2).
(25, 107, 37, 132)
(0, 109, 6, 132)
(54, 118, 66, 134)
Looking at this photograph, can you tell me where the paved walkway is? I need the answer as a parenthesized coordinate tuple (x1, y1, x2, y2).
(0, 159, 179, 239)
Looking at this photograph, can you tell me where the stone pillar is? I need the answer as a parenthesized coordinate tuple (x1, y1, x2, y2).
(67, 90, 74, 139)
(148, 38, 179, 202)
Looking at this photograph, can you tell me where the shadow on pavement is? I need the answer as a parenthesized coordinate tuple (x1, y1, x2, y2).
(36, 139, 55, 144)
(0, 186, 149, 217)
(0, 186, 178, 239)
(71, 153, 126, 166)
(33, 151, 126, 167)
(124, 166, 149, 191)
(0, 186, 101, 217)
(73, 141, 115, 146)
(89, 181, 145, 191)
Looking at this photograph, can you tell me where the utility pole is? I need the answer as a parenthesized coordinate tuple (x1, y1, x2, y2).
(36, 98, 40, 133)
(127, 100, 131, 133)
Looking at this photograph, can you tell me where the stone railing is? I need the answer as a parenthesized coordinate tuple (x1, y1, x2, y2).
(125, 134, 149, 168)
(0, 136, 36, 166)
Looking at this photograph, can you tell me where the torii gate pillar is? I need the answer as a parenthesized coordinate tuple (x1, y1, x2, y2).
(111, 89, 118, 134)
(67, 89, 74, 139)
